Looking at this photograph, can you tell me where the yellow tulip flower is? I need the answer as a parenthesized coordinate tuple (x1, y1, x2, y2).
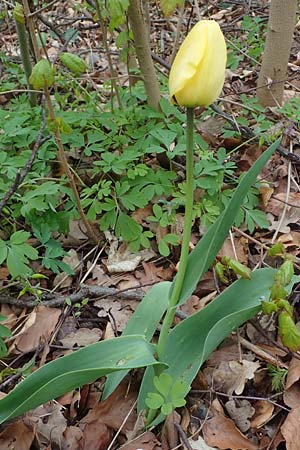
(169, 20, 227, 108)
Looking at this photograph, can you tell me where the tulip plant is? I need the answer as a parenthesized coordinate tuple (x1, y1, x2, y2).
(0, 21, 293, 427)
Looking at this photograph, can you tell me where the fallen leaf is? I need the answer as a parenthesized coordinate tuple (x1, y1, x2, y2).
(81, 382, 138, 436)
(225, 399, 255, 432)
(204, 360, 260, 395)
(11, 306, 61, 353)
(95, 297, 138, 332)
(284, 357, 300, 409)
(189, 436, 217, 450)
(251, 400, 274, 428)
(267, 192, 300, 233)
(218, 236, 248, 265)
(119, 431, 161, 450)
(62, 426, 83, 450)
(202, 414, 258, 450)
(281, 406, 300, 450)
(80, 419, 113, 450)
(59, 328, 102, 347)
(0, 421, 34, 450)
(25, 402, 67, 448)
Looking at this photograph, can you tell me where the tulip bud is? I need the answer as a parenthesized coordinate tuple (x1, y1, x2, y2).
(169, 20, 227, 108)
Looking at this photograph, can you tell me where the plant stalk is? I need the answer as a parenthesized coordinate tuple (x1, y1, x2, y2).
(157, 107, 194, 360)
(44, 88, 101, 245)
(14, 17, 37, 106)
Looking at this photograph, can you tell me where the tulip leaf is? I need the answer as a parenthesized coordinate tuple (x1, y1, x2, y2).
(138, 269, 298, 425)
(0, 335, 164, 424)
(174, 138, 280, 306)
(102, 281, 171, 399)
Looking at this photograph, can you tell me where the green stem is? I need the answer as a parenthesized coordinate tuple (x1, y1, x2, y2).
(157, 107, 194, 360)
(15, 17, 37, 106)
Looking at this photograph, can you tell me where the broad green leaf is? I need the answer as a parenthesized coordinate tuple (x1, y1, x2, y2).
(154, 373, 173, 396)
(7, 249, 32, 278)
(138, 269, 297, 425)
(10, 230, 30, 245)
(0, 241, 7, 265)
(278, 312, 300, 351)
(0, 335, 163, 424)
(103, 282, 171, 399)
(175, 139, 280, 306)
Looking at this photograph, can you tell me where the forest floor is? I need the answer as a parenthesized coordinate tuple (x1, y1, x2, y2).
(1, 0, 300, 449)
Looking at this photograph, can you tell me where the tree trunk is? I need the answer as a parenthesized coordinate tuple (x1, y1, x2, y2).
(257, 0, 297, 106)
(128, 0, 161, 110)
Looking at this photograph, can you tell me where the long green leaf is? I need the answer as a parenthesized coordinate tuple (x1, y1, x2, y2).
(103, 281, 171, 399)
(0, 335, 164, 424)
(176, 139, 280, 305)
(138, 269, 297, 424)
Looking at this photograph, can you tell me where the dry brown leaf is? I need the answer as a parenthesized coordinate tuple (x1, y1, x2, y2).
(205, 360, 260, 395)
(105, 240, 155, 273)
(202, 414, 258, 450)
(0, 421, 35, 450)
(284, 357, 300, 409)
(207, 344, 254, 367)
(161, 411, 180, 449)
(250, 400, 274, 428)
(80, 382, 138, 435)
(62, 426, 83, 450)
(259, 183, 274, 208)
(281, 407, 300, 450)
(95, 297, 138, 332)
(80, 420, 113, 450)
(59, 328, 102, 347)
(119, 431, 161, 450)
(225, 399, 255, 432)
(267, 192, 300, 233)
(237, 145, 263, 172)
(218, 236, 248, 265)
(25, 402, 67, 448)
(11, 306, 61, 353)
(87, 263, 113, 286)
(188, 436, 217, 450)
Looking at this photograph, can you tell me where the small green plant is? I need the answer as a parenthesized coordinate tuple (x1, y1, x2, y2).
(0, 316, 11, 358)
(65, 297, 89, 318)
(0, 231, 38, 279)
(145, 373, 189, 416)
(268, 364, 288, 392)
(17, 273, 48, 300)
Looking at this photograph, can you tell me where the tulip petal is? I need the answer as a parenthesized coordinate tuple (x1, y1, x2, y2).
(169, 20, 227, 108)
(169, 22, 208, 105)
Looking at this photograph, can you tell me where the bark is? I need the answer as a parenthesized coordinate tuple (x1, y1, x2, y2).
(128, 0, 161, 110)
(257, 0, 297, 106)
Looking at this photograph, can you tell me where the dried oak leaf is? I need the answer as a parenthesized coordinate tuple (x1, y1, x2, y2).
(202, 414, 258, 450)
(281, 406, 300, 450)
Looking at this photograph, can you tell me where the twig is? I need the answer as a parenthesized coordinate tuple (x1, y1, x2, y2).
(238, 335, 288, 368)
(0, 285, 146, 308)
(174, 422, 194, 450)
(189, 389, 290, 412)
(249, 319, 300, 361)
